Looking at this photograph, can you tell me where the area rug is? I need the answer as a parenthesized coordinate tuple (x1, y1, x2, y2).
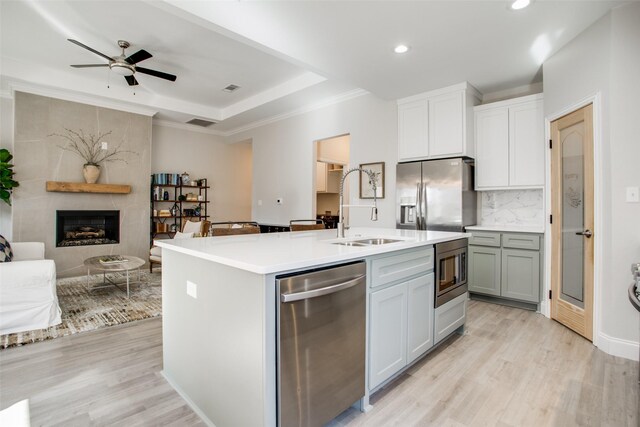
(0, 270, 162, 349)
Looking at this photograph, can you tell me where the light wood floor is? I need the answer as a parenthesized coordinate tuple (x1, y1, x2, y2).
(0, 301, 637, 426)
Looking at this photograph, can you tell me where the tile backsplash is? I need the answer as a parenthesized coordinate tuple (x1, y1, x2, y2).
(479, 189, 544, 226)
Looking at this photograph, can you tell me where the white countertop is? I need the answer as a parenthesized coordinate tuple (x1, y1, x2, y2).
(156, 227, 469, 275)
(466, 224, 545, 233)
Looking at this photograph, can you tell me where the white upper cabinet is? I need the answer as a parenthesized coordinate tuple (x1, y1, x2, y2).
(398, 82, 480, 162)
(474, 94, 544, 190)
(475, 107, 509, 188)
(428, 90, 464, 157)
(398, 98, 428, 161)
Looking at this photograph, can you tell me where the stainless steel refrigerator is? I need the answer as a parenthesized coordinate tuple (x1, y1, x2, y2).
(396, 157, 476, 232)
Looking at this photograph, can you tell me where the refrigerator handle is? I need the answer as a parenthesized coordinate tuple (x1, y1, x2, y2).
(422, 183, 428, 230)
(415, 182, 421, 230)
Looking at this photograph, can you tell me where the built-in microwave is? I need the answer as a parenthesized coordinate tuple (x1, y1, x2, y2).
(435, 239, 468, 307)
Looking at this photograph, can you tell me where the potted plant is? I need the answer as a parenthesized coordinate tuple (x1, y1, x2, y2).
(51, 129, 135, 184)
(0, 148, 19, 205)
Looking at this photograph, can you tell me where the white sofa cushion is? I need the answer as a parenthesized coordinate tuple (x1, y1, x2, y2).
(0, 242, 61, 335)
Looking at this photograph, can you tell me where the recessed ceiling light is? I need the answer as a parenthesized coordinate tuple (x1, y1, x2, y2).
(394, 45, 410, 54)
(511, 0, 531, 10)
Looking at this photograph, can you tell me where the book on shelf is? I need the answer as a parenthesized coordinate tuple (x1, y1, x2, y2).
(99, 255, 128, 264)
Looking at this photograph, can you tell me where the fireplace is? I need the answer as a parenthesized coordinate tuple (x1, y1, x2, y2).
(56, 210, 120, 247)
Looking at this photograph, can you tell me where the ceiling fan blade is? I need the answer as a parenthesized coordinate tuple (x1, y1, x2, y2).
(68, 39, 113, 62)
(70, 64, 109, 68)
(136, 67, 177, 82)
(124, 75, 139, 86)
(125, 49, 152, 65)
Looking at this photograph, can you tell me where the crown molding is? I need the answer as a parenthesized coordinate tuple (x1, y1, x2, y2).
(223, 88, 369, 137)
(153, 119, 226, 137)
(5, 79, 158, 117)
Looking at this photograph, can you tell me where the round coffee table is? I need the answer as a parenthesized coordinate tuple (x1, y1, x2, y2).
(84, 255, 146, 298)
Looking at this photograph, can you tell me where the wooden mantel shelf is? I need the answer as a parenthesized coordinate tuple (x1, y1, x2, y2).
(46, 181, 131, 194)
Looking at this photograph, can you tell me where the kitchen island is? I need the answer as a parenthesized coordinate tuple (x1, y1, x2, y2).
(156, 227, 469, 427)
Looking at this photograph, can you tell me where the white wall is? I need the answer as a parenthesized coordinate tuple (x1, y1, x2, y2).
(543, 3, 639, 358)
(152, 124, 253, 222)
(228, 93, 397, 228)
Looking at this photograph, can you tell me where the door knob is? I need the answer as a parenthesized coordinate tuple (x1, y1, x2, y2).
(575, 229, 593, 238)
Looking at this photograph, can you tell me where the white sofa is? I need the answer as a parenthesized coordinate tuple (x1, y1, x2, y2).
(0, 242, 61, 335)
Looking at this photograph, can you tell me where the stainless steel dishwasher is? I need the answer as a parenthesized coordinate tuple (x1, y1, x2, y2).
(277, 261, 366, 427)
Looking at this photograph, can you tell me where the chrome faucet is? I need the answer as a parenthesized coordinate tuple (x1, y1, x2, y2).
(338, 167, 378, 238)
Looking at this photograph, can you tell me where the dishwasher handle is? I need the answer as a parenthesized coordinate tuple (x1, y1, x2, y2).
(281, 274, 365, 303)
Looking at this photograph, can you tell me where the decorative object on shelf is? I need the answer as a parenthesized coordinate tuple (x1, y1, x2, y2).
(193, 205, 202, 216)
(158, 209, 171, 217)
(163, 190, 169, 200)
(181, 172, 190, 186)
(170, 204, 179, 216)
(359, 162, 385, 199)
(156, 222, 168, 232)
(196, 179, 206, 187)
(0, 148, 19, 206)
(186, 192, 197, 201)
(170, 223, 178, 232)
(183, 208, 196, 217)
(178, 194, 186, 201)
(51, 128, 137, 184)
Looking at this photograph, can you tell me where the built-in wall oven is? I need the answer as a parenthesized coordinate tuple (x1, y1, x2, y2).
(435, 239, 468, 307)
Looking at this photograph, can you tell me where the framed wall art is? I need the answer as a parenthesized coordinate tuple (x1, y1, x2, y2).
(359, 162, 385, 199)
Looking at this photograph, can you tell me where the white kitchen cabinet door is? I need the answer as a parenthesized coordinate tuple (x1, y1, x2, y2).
(316, 162, 327, 193)
(509, 99, 544, 187)
(406, 273, 434, 364)
(398, 98, 428, 161)
(369, 283, 408, 389)
(428, 90, 464, 158)
(475, 107, 509, 189)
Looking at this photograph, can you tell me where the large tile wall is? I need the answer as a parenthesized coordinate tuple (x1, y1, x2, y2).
(12, 92, 151, 277)
(479, 189, 544, 227)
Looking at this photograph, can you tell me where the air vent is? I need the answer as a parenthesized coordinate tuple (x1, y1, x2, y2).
(186, 118, 217, 127)
(222, 84, 241, 93)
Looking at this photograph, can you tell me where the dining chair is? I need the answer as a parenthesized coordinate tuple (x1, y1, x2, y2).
(289, 219, 326, 231)
(210, 221, 261, 236)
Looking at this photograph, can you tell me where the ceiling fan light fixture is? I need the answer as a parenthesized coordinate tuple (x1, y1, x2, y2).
(511, 0, 531, 10)
(110, 62, 135, 76)
(394, 44, 410, 54)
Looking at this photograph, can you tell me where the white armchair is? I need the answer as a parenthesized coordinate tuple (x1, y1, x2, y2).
(0, 242, 61, 335)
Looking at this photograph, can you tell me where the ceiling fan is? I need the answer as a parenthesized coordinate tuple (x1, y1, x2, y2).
(68, 39, 177, 86)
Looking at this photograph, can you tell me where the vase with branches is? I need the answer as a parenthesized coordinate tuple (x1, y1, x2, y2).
(51, 128, 136, 184)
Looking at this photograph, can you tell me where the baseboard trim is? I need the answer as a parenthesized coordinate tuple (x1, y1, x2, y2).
(161, 370, 217, 427)
(597, 332, 639, 361)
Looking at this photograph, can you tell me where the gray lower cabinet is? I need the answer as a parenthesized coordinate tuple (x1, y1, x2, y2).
(468, 246, 501, 296)
(369, 271, 434, 389)
(501, 249, 540, 302)
(468, 231, 542, 304)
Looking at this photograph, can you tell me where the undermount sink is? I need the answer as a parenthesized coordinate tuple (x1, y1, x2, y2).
(352, 238, 402, 245)
(332, 238, 403, 247)
(332, 241, 369, 247)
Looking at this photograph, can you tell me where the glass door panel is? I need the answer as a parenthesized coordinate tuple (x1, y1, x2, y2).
(560, 122, 585, 308)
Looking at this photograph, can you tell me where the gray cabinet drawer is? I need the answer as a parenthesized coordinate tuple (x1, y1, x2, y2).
(370, 247, 434, 289)
(468, 232, 501, 247)
(434, 292, 467, 344)
(502, 233, 540, 250)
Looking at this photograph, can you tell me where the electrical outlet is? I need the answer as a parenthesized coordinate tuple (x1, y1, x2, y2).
(187, 281, 198, 299)
(626, 186, 639, 203)
(276, 198, 283, 205)
(101, 141, 108, 150)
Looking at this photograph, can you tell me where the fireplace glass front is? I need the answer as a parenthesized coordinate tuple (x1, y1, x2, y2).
(56, 210, 120, 247)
